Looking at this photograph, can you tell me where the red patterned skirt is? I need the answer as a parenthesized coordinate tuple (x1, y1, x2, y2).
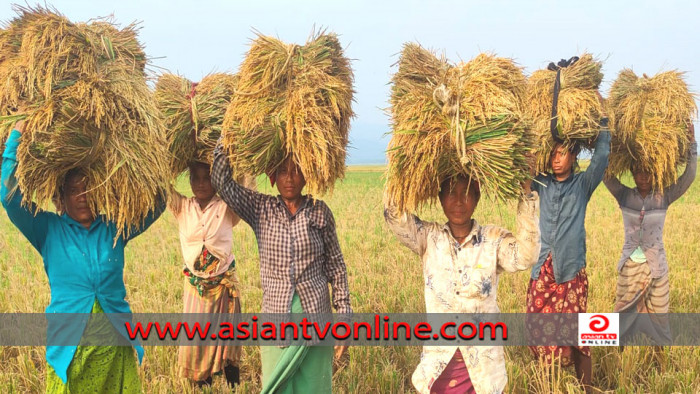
(526, 254, 590, 366)
(429, 350, 475, 394)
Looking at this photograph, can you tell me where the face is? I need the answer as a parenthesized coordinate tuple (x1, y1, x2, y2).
(550, 144, 575, 178)
(439, 177, 480, 226)
(275, 157, 306, 200)
(633, 168, 652, 192)
(62, 172, 94, 226)
(189, 163, 216, 202)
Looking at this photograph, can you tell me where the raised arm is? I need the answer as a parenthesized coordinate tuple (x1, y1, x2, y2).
(227, 207, 242, 228)
(124, 193, 167, 243)
(167, 184, 187, 216)
(603, 175, 629, 205)
(664, 140, 697, 205)
(1, 128, 51, 252)
(496, 191, 541, 273)
(383, 193, 428, 256)
(211, 139, 266, 226)
(582, 129, 611, 198)
(319, 203, 352, 314)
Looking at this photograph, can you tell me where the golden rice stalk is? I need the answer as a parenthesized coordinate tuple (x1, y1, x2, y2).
(0, 6, 148, 140)
(0, 12, 36, 138)
(386, 43, 533, 213)
(0, 5, 169, 239)
(221, 30, 354, 196)
(607, 69, 697, 190)
(526, 53, 604, 172)
(155, 72, 238, 176)
(154, 73, 193, 172)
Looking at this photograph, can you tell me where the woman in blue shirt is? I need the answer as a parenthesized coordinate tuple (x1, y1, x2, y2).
(1, 121, 165, 393)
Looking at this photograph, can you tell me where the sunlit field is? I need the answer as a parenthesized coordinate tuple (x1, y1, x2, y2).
(1, 163, 699, 393)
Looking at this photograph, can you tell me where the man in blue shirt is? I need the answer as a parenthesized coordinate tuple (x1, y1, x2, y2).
(526, 96, 610, 393)
(1, 121, 165, 393)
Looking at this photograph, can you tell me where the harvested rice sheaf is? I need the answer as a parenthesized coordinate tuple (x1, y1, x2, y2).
(155, 72, 238, 176)
(386, 43, 533, 213)
(526, 53, 604, 173)
(0, 5, 169, 239)
(607, 69, 697, 190)
(221, 31, 354, 196)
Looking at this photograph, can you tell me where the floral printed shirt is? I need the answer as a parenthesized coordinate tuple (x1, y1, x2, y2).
(384, 193, 540, 394)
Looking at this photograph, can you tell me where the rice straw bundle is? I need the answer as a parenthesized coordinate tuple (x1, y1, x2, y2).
(607, 69, 697, 190)
(526, 53, 604, 172)
(0, 13, 37, 137)
(221, 31, 354, 196)
(155, 72, 238, 175)
(386, 43, 533, 213)
(0, 16, 23, 66)
(0, 6, 169, 239)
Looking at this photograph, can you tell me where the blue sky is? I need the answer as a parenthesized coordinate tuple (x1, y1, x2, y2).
(2, 0, 698, 164)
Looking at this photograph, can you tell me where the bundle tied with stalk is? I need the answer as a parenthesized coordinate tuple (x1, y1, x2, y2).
(607, 69, 697, 190)
(0, 5, 170, 240)
(386, 43, 533, 213)
(221, 30, 354, 196)
(526, 53, 604, 173)
(154, 72, 240, 176)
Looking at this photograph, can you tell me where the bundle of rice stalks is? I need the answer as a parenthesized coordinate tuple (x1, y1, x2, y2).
(0, 5, 169, 239)
(607, 69, 697, 190)
(0, 7, 147, 133)
(386, 43, 533, 213)
(0, 13, 35, 137)
(526, 53, 604, 172)
(155, 72, 238, 176)
(221, 30, 354, 196)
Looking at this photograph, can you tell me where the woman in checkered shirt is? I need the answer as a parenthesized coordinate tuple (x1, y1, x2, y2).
(211, 141, 352, 393)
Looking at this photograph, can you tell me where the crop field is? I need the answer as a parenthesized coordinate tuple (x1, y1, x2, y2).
(1, 163, 699, 393)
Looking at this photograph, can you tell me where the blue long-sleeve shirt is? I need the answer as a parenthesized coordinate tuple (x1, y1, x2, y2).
(1, 129, 165, 383)
(531, 130, 611, 283)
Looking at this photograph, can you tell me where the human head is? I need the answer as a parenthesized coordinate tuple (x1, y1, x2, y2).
(550, 142, 580, 179)
(60, 169, 94, 227)
(275, 156, 306, 200)
(189, 161, 216, 203)
(438, 175, 480, 227)
(630, 163, 652, 194)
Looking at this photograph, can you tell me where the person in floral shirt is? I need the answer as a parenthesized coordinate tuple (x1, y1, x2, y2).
(385, 176, 540, 394)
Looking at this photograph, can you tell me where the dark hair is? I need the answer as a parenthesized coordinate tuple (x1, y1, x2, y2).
(59, 168, 86, 198)
(569, 144, 581, 173)
(629, 161, 652, 175)
(438, 175, 481, 200)
(569, 143, 581, 157)
(188, 161, 211, 174)
(552, 141, 581, 156)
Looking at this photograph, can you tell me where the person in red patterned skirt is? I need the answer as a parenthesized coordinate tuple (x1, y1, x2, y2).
(526, 92, 610, 393)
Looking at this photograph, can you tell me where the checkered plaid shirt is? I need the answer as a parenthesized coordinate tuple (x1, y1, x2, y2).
(211, 141, 352, 314)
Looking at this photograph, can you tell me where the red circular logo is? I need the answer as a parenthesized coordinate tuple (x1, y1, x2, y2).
(589, 314, 609, 332)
